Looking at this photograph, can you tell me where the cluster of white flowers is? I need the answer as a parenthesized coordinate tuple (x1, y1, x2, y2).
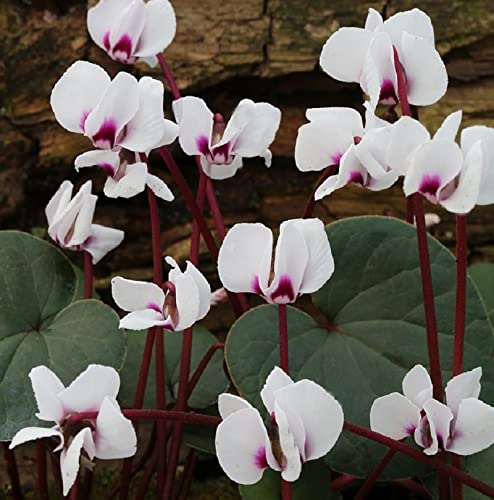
(13, 0, 494, 494)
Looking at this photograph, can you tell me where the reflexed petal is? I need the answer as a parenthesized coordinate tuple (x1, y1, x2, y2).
(275, 380, 344, 461)
(370, 392, 421, 440)
(218, 393, 253, 419)
(182, 261, 211, 321)
(60, 428, 95, 496)
(274, 404, 302, 482)
(367, 170, 399, 191)
(320, 27, 373, 83)
(306, 107, 364, 134)
(215, 408, 272, 485)
(200, 154, 244, 180)
(216, 99, 253, 149)
(111, 276, 165, 312)
(145, 173, 174, 201)
(402, 364, 433, 409)
(314, 174, 341, 201)
(365, 8, 383, 31)
(95, 397, 137, 459)
(383, 8, 434, 47)
(75, 150, 120, 175)
(84, 72, 140, 149)
(104, 163, 148, 199)
(417, 399, 453, 456)
(118, 77, 177, 152)
(10, 427, 63, 449)
(66, 193, 97, 247)
(447, 398, 494, 456)
(403, 140, 463, 200)
(108, 0, 146, 61)
(289, 218, 334, 294)
(87, 0, 135, 50)
(29, 366, 65, 423)
(440, 141, 483, 214)
(120, 309, 168, 330)
(399, 32, 447, 107)
(134, 0, 176, 56)
(433, 110, 462, 141)
(231, 100, 281, 158)
(45, 180, 73, 227)
(173, 96, 214, 156)
(84, 224, 124, 264)
(170, 268, 200, 331)
(50, 61, 110, 133)
(60, 364, 120, 414)
(387, 117, 430, 176)
(355, 126, 391, 179)
(218, 223, 273, 294)
(265, 220, 309, 304)
(445, 367, 482, 416)
(260, 366, 293, 414)
(461, 126, 494, 205)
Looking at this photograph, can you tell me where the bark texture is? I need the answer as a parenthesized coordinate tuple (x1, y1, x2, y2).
(1, 0, 494, 329)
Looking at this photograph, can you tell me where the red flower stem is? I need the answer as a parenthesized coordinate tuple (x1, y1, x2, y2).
(393, 47, 411, 117)
(302, 165, 337, 219)
(279, 304, 289, 373)
(157, 53, 181, 101)
(158, 146, 244, 317)
(190, 171, 208, 262)
(177, 449, 198, 500)
(281, 478, 292, 500)
(453, 215, 467, 376)
(70, 479, 79, 500)
(36, 441, 49, 500)
(155, 327, 167, 494)
(49, 450, 63, 498)
(162, 327, 194, 500)
(187, 342, 225, 400)
(354, 449, 397, 499)
(451, 455, 464, 500)
(3, 444, 23, 500)
(343, 422, 493, 497)
(83, 251, 92, 299)
(72, 409, 221, 426)
(330, 474, 355, 490)
(412, 194, 443, 400)
(206, 178, 226, 240)
(406, 197, 414, 224)
(135, 449, 158, 499)
(395, 479, 430, 499)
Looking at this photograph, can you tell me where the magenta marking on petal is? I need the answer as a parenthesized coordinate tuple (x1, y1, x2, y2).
(211, 142, 231, 163)
(270, 275, 296, 303)
(349, 171, 365, 185)
(330, 152, 343, 166)
(147, 302, 162, 313)
(251, 275, 262, 294)
(103, 31, 111, 51)
(405, 424, 416, 436)
(196, 135, 210, 156)
(80, 111, 90, 132)
(254, 446, 268, 470)
(92, 119, 117, 149)
(380, 79, 398, 103)
(419, 175, 441, 196)
(112, 33, 133, 62)
(353, 136, 362, 145)
(99, 162, 116, 177)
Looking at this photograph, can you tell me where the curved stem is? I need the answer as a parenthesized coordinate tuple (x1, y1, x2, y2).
(278, 304, 289, 373)
(187, 342, 225, 399)
(354, 449, 397, 499)
(302, 165, 337, 219)
(453, 215, 467, 376)
(451, 455, 464, 500)
(157, 53, 181, 100)
(83, 251, 92, 299)
(177, 449, 197, 500)
(206, 178, 226, 240)
(281, 478, 292, 500)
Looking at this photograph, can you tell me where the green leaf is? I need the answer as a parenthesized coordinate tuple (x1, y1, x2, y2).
(74, 266, 100, 300)
(239, 460, 341, 500)
(469, 263, 494, 325)
(0, 300, 127, 440)
(225, 216, 494, 481)
(119, 326, 228, 410)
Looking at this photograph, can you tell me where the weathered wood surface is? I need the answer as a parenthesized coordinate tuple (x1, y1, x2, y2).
(1, 0, 494, 326)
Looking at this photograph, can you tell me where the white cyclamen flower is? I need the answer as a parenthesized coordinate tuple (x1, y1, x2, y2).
(112, 256, 211, 331)
(46, 180, 124, 264)
(218, 218, 334, 304)
(295, 103, 398, 200)
(74, 149, 174, 201)
(88, 0, 176, 67)
(400, 110, 486, 214)
(215, 367, 344, 484)
(51, 61, 178, 153)
(173, 96, 281, 180)
(320, 8, 447, 110)
(370, 365, 494, 456)
(10, 365, 137, 496)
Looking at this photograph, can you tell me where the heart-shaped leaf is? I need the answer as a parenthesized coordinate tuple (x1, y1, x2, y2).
(119, 326, 228, 410)
(225, 216, 494, 480)
(469, 263, 494, 325)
